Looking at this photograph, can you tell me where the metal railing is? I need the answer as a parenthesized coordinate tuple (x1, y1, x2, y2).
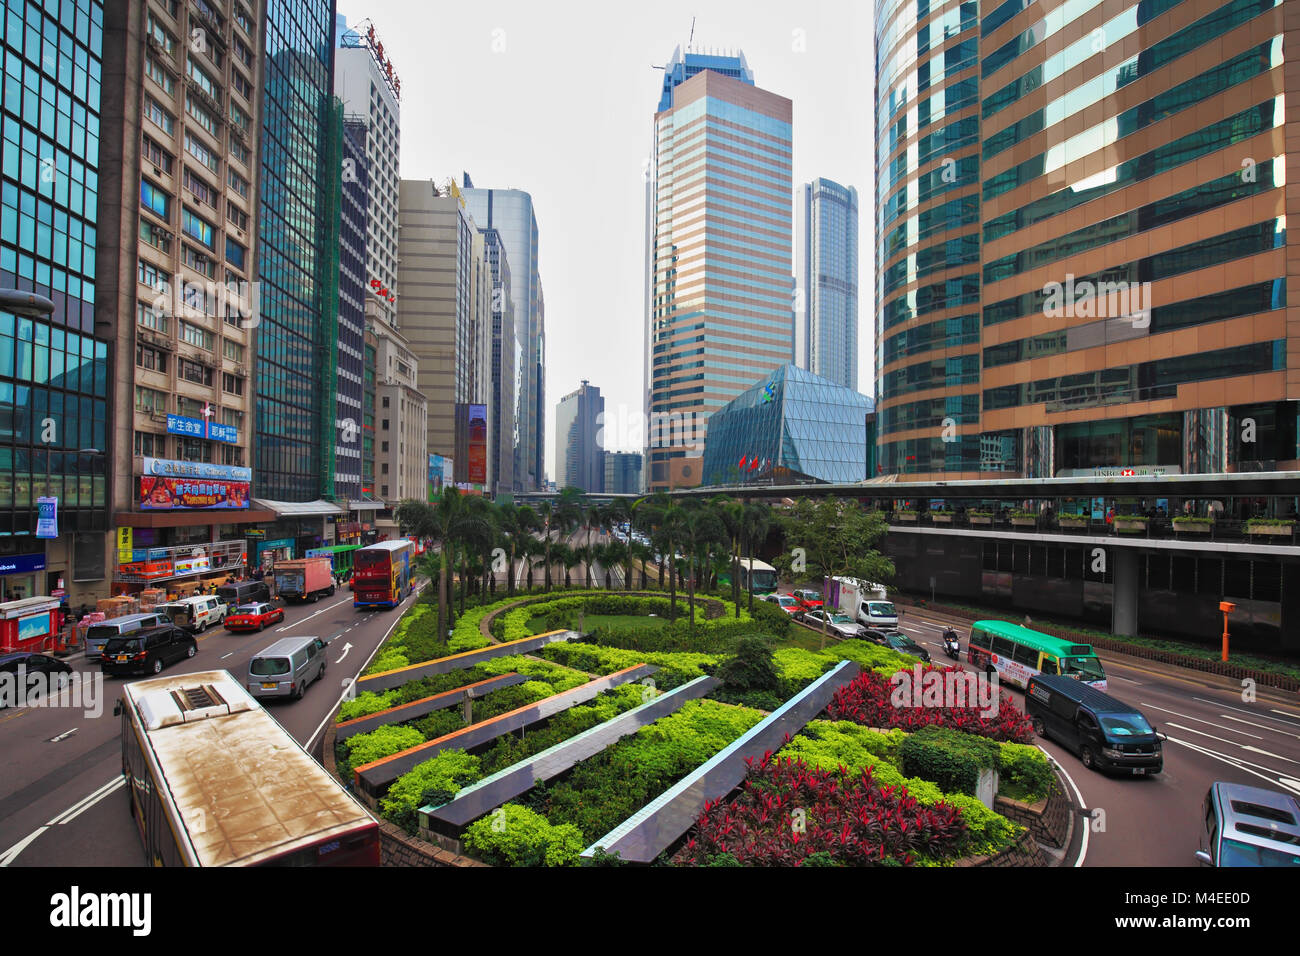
(113, 539, 248, 583)
(887, 512, 1299, 545)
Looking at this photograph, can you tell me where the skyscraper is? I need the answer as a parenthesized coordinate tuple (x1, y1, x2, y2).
(555, 381, 604, 493)
(644, 46, 794, 490)
(874, 0, 1298, 478)
(796, 178, 859, 391)
(481, 227, 517, 496)
(462, 181, 544, 491)
(254, 0, 336, 512)
(333, 113, 367, 506)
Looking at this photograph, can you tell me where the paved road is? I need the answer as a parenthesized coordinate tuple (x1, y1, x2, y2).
(0, 582, 425, 867)
(887, 610, 1300, 867)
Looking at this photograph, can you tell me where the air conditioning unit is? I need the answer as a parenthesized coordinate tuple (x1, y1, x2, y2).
(149, 412, 168, 423)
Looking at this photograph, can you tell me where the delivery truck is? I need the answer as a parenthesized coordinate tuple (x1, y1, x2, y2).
(826, 576, 899, 631)
(273, 557, 336, 603)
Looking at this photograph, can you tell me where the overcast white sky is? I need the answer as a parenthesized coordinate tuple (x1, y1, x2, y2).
(339, 0, 875, 478)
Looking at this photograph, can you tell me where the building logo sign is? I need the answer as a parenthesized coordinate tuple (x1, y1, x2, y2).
(142, 458, 251, 482)
(139, 458, 251, 511)
(166, 414, 237, 444)
(0, 553, 47, 576)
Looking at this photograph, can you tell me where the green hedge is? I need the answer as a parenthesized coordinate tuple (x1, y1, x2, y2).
(997, 741, 1055, 803)
(899, 725, 1001, 796)
(335, 724, 424, 782)
(771, 641, 915, 698)
(540, 642, 720, 690)
(462, 804, 586, 867)
(377, 750, 482, 834)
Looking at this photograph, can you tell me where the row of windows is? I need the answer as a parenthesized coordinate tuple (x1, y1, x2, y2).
(879, 37, 978, 154)
(984, 96, 1276, 243)
(878, 393, 980, 436)
(881, 154, 977, 234)
(0, 379, 105, 455)
(882, 274, 980, 331)
(984, 158, 1279, 285)
(881, 195, 979, 268)
(984, 341, 1285, 412)
(878, 434, 989, 474)
(881, 354, 979, 401)
(983, 218, 1285, 326)
(883, 233, 980, 295)
(880, 313, 979, 365)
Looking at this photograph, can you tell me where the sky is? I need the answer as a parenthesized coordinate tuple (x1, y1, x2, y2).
(338, 0, 876, 479)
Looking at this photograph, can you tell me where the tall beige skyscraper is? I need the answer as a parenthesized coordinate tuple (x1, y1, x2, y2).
(644, 47, 794, 490)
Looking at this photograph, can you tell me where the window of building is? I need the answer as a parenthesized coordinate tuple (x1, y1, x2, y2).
(221, 406, 244, 429)
(186, 56, 220, 99)
(233, 36, 254, 69)
(221, 445, 244, 466)
(185, 132, 218, 172)
(144, 95, 175, 135)
(225, 237, 247, 272)
(140, 179, 171, 220)
(226, 201, 249, 231)
(381, 442, 389, 452)
(134, 431, 166, 457)
(177, 396, 205, 419)
(229, 102, 250, 134)
(179, 321, 214, 351)
(178, 358, 213, 387)
(229, 138, 250, 166)
(142, 135, 174, 175)
(182, 243, 215, 278)
(146, 14, 176, 55)
(134, 386, 167, 413)
(135, 344, 167, 373)
(381, 463, 389, 474)
(231, 69, 253, 101)
(144, 55, 174, 95)
(139, 219, 171, 253)
(183, 167, 218, 206)
(137, 300, 170, 333)
(227, 168, 249, 198)
(185, 95, 221, 136)
(222, 340, 244, 364)
(177, 437, 214, 463)
(222, 372, 244, 395)
(182, 208, 215, 249)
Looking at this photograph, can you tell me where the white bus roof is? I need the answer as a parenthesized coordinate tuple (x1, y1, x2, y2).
(358, 540, 411, 553)
(123, 669, 375, 867)
(737, 557, 776, 572)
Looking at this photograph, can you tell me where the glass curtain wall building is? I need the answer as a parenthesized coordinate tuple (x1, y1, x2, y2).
(255, 0, 336, 501)
(0, 0, 108, 600)
(701, 365, 876, 486)
(644, 46, 794, 490)
(334, 113, 366, 503)
(796, 178, 860, 391)
(874, 0, 1298, 478)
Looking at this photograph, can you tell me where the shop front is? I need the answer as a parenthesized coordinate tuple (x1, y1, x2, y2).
(0, 551, 47, 603)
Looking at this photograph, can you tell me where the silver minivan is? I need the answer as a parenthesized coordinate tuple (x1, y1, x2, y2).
(85, 612, 167, 661)
(247, 636, 327, 701)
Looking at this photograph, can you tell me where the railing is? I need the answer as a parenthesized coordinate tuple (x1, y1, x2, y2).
(114, 539, 248, 583)
(886, 512, 1300, 545)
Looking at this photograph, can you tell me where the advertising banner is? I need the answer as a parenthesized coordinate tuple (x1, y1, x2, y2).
(468, 404, 487, 484)
(166, 413, 238, 444)
(35, 497, 58, 538)
(18, 612, 50, 641)
(139, 458, 251, 510)
(117, 527, 133, 563)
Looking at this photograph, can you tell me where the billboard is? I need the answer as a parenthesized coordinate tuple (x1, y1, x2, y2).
(139, 458, 252, 510)
(166, 413, 238, 444)
(467, 404, 487, 484)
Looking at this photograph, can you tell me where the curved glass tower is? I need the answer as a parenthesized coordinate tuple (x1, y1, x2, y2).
(875, 0, 1297, 478)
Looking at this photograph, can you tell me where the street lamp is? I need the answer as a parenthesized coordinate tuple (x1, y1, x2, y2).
(0, 289, 55, 318)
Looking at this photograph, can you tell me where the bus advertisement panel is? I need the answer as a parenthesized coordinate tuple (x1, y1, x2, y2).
(352, 540, 414, 609)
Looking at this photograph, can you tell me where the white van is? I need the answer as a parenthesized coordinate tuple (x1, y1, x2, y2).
(85, 612, 167, 661)
(156, 596, 227, 633)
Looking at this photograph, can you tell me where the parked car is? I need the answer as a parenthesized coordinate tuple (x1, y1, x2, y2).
(1024, 673, 1163, 775)
(1196, 782, 1300, 867)
(791, 589, 823, 614)
(247, 636, 328, 701)
(224, 602, 285, 632)
(100, 625, 197, 677)
(802, 610, 866, 639)
(762, 593, 805, 620)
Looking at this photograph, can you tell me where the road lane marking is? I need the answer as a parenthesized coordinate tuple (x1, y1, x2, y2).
(1192, 697, 1300, 729)
(1241, 745, 1299, 765)
(1106, 674, 1141, 684)
(46, 727, 78, 743)
(1036, 746, 1088, 868)
(335, 642, 352, 664)
(275, 595, 352, 632)
(0, 709, 28, 725)
(1, 776, 124, 867)
(1166, 722, 1253, 748)
(1140, 703, 1263, 739)
(1215, 713, 1300, 739)
(1164, 735, 1295, 793)
(1273, 709, 1300, 721)
(220, 652, 233, 660)
(0, 827, 47, 866)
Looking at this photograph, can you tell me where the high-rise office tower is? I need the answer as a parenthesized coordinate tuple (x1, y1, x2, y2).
(481, 227, 517, 496)
(254, 0, 336, 514)
(875, 0, 1298, 478)
(795, 178, 859, 391)
(604, 451, 644, 495)
(0, 0, 110, 605)
(555, 381, 604, 493)
(462, 178, 544, 491)
(98, 0, 268, 594)
(644, 47, 794, 490)
(333, 113, 367, 507)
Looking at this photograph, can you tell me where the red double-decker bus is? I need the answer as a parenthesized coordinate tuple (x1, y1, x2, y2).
(352, 539, 414, 609)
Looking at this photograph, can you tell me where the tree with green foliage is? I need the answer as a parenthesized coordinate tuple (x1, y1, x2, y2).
(740, 501, 772, 616)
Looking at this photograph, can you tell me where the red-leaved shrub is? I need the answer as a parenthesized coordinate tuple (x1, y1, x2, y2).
(825, 666, 1033, 742)
(676, 752, 970, 866)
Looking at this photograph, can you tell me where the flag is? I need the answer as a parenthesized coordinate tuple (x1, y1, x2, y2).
(749, 457, 760, 471)
(738, 455, 747, 470)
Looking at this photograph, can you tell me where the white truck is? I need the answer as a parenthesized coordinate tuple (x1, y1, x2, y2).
(827, 576, 899, 631)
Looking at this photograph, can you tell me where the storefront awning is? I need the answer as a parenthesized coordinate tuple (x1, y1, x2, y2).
(347, 499, 386, 512)
(252, 499, 345, 518)
(114, 510, 276, 528)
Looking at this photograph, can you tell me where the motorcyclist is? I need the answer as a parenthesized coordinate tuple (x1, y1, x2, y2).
(942, 627, 960, 652)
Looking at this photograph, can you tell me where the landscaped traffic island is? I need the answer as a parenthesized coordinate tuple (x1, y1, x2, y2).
(325, 589, 1062, 866)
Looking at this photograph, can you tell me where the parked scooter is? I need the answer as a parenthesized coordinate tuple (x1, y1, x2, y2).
(942, 627, 961, 660)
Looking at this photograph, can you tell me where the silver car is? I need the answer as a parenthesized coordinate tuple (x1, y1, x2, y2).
(803, 610, 866, 639)
(248, 636, 327, 701)
(1197, 782, 1300, 867)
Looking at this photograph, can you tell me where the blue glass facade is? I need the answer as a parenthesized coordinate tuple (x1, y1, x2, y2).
(0, 0, 107, 536)
(255, 0, 336, 501)
(334, 113, 365, 501)
(701, 365, 875, 486)
(797, 178, 859, 390)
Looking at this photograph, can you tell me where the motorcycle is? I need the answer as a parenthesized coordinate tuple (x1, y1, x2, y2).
(942, 629, 961, 660)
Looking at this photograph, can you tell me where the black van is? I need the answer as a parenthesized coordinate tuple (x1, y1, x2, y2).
(217, 580, 270, 609)
(1025, 673, 1164, 776)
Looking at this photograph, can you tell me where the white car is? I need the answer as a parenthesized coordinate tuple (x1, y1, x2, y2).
(803, 610, 866, 639)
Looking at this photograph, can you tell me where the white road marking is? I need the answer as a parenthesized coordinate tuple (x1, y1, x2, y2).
(1036, 746, 1088, 867)
(1192, 697, 1300, 729)
(335, 642, 352, 664)
(275, 595, 351, 632)
(1, 776, 124, 866)
(1215, 713, 1300, 739)
(1164, 735, 1295, 792)
(220, 652, 233, 660)
(1141, 703, 1262, 739)
(1166, 722, 1252, 748)
(1241, 745, 1300, 765)
(47, 727, 78, 743)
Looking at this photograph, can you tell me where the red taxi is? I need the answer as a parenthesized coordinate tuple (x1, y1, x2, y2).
(224, 602, 285, 632)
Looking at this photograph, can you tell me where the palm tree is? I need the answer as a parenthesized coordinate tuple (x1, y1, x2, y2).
(600, 539, 628, 589)
(581, 501, 604, 588)
(456, 495, 496, 616)
(629, 540, 653, 589)
(520, 535, 545, 591)
(558, 542, 582, 588)
(496, 502, 537, 596)
(740, 501, 772, 616)
(712, 496, 744, 615)
(395, 491, 475, 642)
(679, 502, 725, 631)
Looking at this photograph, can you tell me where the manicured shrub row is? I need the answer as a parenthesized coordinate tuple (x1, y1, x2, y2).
(899, 725, 1001, 796)
(377, 685, 649, 834)
(463, 804, 586, 867)
(997, 741, 1056, 803)
(540, 642, 721, 690)
(771, 640, 916, 698)
(826, 665, 1034, 742)
(678, 754, 972, 866)
(335, 724, 424, 783)
(520, 699, 765, 845)
(362, 598, 495, 677)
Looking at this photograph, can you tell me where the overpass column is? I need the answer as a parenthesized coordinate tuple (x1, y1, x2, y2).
(1111, 548, 1140, 637)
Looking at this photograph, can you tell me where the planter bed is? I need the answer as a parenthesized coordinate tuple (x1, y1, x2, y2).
(357, 629, 580, 693)
(335, 673, 531, 742)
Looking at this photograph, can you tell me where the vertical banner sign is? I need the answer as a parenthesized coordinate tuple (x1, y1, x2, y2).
(35, 497, 58, 538)
(117, 527, 134, 563)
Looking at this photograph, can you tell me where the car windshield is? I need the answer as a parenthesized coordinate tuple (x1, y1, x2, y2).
(1061, 656, 1106, 681)
(250, 657, 290, 676)
(776, 597, 795, 606)
(799, 591, 820, 601)
(867, 602, 896, 616)
(234, 605, 260, 614)
(1099, 713, 1153, 737)
(1218, 838, 1300, 867)
(888, 635, 917, 649)
(103, 637, 142, 653)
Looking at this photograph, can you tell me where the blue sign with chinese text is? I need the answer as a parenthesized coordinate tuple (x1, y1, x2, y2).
(167, 414, 238, 444)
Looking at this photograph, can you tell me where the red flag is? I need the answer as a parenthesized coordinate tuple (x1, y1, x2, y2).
(750, 457, 760, 470)
(738, 455, 747, 470)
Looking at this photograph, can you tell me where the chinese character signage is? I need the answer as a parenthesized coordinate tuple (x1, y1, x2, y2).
(166, 414, 237, 444)
(117, 527, 133, 563)
(139, 458, 251, 510)
(35, 497, 58, 538)
(468, 404, 487, 484)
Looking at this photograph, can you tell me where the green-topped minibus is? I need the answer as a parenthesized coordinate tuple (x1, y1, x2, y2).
(966, 620, 1107, 691)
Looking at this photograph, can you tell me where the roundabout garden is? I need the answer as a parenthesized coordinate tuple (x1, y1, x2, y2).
(326, 587, 1065, 867)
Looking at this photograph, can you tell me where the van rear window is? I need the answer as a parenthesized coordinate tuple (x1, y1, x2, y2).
(250, 657, 290, 676)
